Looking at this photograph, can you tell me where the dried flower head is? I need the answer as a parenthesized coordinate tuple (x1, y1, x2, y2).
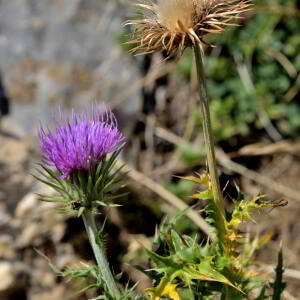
(39, 106, 125, 178)
(126, 0, 252, 57)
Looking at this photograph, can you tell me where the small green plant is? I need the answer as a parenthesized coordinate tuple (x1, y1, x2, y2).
(141, 173, 281, 300)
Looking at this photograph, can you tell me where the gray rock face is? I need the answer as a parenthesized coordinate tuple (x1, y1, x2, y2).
(0, 0, 139, 134)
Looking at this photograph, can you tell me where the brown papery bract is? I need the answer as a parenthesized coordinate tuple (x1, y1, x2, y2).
(126, 0, 252, 57)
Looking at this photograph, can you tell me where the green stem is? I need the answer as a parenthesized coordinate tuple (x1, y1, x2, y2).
(225, 286, 234, 300)
(193, 43, 225, 249)
(82, 210, 121, 299)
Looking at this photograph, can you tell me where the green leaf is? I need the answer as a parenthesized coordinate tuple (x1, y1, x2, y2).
(176, 248, 197, 264)
(186, 262, 243, 293)
(144, 248, 179, 269)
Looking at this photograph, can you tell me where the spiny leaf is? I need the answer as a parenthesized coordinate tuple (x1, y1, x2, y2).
(190, 189, 214, 200)
(175, 173, 210, 185)
(176, 247, 198, 264)
(32, 174, 65, 193)
(184, 262, 244, 293)
(272, 246, 285, 300)
(144, 248, 179, 269)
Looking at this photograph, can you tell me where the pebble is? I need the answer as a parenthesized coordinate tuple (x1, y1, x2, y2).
(15, 192, 38, 218)
(0, 235, 16, 259)
(0, 262, 14, 291)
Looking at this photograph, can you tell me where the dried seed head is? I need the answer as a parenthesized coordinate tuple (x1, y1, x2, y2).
(126, 0, 252, 57)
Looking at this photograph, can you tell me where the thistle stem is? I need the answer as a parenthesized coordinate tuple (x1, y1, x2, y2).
(82, 210, 121, 299)
(193, 43, 225, 249)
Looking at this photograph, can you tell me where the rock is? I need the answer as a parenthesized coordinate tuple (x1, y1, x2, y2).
(0, 207, 11, 226)
(0, 262, 14, 291)
(0, 134, 28, 165)
(30, 285, 66, 300)
(0, 235, 16, 259)
(0, 261, 29, 296)
(17, 223, 40, 248)
(0, 116, 27, 137)
(0, 0, 139, 135)
(15, 192, 38, 218)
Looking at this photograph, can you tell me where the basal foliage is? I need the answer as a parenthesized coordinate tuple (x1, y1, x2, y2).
(140, 174, 285, 299)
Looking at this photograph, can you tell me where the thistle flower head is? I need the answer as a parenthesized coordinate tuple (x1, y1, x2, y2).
(39, 106, 125, 179)
(126, 0, 252, 57)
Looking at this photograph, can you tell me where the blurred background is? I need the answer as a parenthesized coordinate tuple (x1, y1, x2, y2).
(0, 0, 300, 299)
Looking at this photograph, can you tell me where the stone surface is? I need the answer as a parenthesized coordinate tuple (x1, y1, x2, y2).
(0, 262, 14, 291)
(0, 0, 140, 135)
(15, 192, 38, 218)
(0, 235, 16, 259)
(0, 261, 29, 294)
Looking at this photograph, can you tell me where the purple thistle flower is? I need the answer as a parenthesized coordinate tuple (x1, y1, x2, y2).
(39, 106, 125, 178)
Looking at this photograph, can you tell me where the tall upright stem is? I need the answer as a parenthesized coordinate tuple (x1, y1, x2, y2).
(82, 210, 121, 299)
(193, 43, 225, 249)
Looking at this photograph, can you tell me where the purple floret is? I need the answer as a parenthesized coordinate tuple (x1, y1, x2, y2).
(39, 106, 125, 178)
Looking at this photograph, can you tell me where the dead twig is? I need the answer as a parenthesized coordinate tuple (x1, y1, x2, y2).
(154, 126, 300, 202)
(110, 62, 175, 109)
(216, 148, 300, 202)
(264, 47, 297, 78)
(228, 141, 300, 158)
(283, 72, 300, 102)
(233, 51, 282, 142)
(114, 159, 216, 240)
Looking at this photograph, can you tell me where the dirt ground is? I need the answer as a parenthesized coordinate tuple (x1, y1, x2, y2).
(1, 102, 300, 300)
